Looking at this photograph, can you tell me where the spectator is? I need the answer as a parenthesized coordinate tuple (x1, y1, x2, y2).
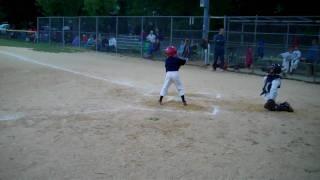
(81, 34, 88, 46)
(280, 47, 294, 75)
(72, 36, 80, 47)
(86, 35, 95, 48)
(155, 28, 163, 41)
(108, 36, 117, 51)
(96, 34, 102, 50)
(245, 46, 254, 68)
(290, 46, 302, 74)
(101, 36, 109, 50)
(153, 39, 161, 52)
(153, 28, 162, 52)
(143, 41, 152, 58)
(146, 30, 156, 44)
(28, 26, 37, 43)
(305, 39, 319, 64)
(145, 30, 156, 58)
(178, 40, 185, 56)
(212, 28, 225, 71)
(302, 39, 319, 75)
(256, 40, 265, 59)
(181, 38, 191, 61)
(140, 30, 147, 41)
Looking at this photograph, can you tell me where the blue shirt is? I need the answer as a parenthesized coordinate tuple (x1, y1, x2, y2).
(165, 56, 186, 72)
(306, 45, 319, 63)
(214, 34, 225, 52)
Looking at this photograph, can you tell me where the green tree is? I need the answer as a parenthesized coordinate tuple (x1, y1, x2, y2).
(36, 0, 83, 16)
(123, 0, 203, 16)
(0, 9, 6, 21)
(83, 0, 118, 15)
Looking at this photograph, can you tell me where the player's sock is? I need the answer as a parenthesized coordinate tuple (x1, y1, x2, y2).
(159, 96, 163, 104)
(181, 95, 187, 105)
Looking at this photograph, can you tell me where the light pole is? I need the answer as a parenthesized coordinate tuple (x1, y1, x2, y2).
(201, 0, 210, 64)
(201, 0, 209, 39)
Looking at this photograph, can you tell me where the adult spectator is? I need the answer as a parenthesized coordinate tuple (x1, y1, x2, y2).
(146, 30, 156, 44)
(256, 40, 265, 59)
(302, 39, 319, 76)
(212, 28, 225, 71)
(245, 46, 254, 68)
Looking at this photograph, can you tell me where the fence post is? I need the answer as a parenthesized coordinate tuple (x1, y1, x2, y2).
(252, 16, 258, 74)
(96, 16, 98, 52)
(224, 16, 228, 66)
(202, 0, 209, 39)
(141, 17, 144, 57)
(78, 17, 81, 48)
(49, 17, 51, 44)
(313, 63, 316, 83)
(241, 23, 244, 46)
(116, 16, 118, 55)
(286, 23, 290, 49)
(37, 17, 39, 44)
(170, 17, 173, 45)
(254, 15, 258, 43)
(62, 17, 65, 47)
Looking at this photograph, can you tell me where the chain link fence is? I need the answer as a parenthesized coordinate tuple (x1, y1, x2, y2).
(225, 16, 320, 83)
(1, 16, 320, 83)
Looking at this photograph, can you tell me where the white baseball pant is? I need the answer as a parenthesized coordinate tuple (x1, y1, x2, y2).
(160, 71, 185, 96)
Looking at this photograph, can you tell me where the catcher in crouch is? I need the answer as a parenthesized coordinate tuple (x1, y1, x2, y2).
(261, 63, 294, 112)
(159, 46, 187, 106)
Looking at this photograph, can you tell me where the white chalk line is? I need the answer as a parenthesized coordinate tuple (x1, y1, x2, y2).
(142, 93, 222, 102)
(0, 51, 136, 88)
(212, 106, 220, 116)
(15, 106, 216, 119)
(0, 51, 220, 116)
(70, 105, 216, 116)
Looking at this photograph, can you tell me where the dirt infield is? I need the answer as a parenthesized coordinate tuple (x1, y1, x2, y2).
(0, 46, 320, 179)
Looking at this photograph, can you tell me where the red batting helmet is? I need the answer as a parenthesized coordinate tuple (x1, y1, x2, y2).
(165, 46, 177, 57)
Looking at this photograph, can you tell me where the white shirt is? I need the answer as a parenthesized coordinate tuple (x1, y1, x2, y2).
(292, 50, 301, 61)
(109, 37, 117, 47)
(146, 34, 156, 43)
(280, 52, 293, 62)
(263, 76, 281, 101)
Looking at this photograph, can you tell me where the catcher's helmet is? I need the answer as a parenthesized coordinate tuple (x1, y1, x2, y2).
(269, 63, 282, 74)
(165, 46, 177, 57)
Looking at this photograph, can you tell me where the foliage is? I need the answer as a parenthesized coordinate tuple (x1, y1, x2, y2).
(83, 0, 118, 15)
(36, 0, 83, 16)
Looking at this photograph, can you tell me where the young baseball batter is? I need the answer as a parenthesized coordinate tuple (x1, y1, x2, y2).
(159, 46, 187, 106)
(260, 64, 294, 112)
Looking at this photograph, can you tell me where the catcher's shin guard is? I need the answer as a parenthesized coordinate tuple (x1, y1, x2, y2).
(264, 99, 276, 111)
(264, 100, 294, 112)
(278, 102, 294, 112)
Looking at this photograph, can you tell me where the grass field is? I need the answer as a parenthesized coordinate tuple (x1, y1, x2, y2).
(0, 39, 85, 53)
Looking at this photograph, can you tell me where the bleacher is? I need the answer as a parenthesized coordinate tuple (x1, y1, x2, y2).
(116, 34, 142, 53)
